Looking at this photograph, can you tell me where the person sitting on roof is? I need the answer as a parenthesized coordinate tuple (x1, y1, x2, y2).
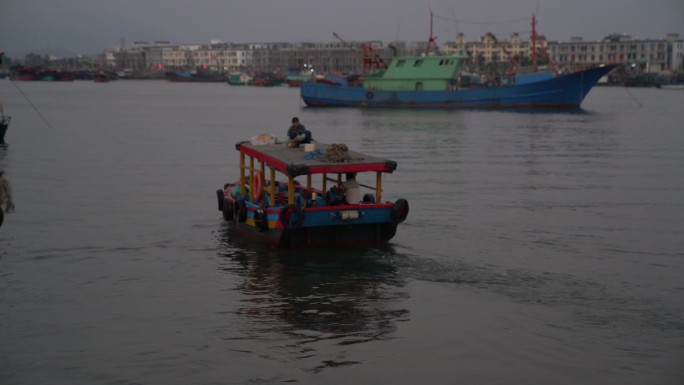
(287, 117, 312, 147)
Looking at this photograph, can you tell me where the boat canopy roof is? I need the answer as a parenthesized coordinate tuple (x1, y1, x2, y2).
(236, 141, 397, 177)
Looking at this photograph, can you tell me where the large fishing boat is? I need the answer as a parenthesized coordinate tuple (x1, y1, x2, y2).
(216, 136, 409, 248)
(301, 15, 618, 109)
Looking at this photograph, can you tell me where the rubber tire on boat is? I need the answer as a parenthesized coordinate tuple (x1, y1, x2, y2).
(216, 189, 225, 211)
(253, 208, 269, 232)
(222, 198, 233, 221)
(236, 199, 248, 223)
(366, 91, 374, 100)
(279, 204, 305, 229)
(391, 198, 409, 224)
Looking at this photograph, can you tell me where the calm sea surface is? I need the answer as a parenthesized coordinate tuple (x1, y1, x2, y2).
(1, 80, 683, 384)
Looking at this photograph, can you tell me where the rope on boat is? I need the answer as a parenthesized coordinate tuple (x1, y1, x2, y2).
(622, 86, 643, 108)
(320, 143, 364, 163)
(9, 79, 54, 129)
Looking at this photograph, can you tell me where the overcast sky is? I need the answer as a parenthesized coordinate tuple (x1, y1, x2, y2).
(1, 0, 682, 58)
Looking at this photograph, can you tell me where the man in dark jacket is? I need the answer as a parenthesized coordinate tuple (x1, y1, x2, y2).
(287, 117, 312, 147)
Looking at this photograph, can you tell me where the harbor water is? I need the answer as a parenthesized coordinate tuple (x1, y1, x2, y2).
(1, 80, 683, 384)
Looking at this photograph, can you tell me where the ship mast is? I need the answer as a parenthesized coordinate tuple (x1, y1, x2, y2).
(426, 8, 438, 55)
(531, 13, 538, 73)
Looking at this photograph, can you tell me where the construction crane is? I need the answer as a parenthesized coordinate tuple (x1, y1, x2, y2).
(332, 32, 387, 75)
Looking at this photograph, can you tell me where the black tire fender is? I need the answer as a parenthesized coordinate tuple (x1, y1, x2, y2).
(222, 198, 233, 221)
(279, 204, 305, 229)
(391, 198, 409, 224)
(217, 189, 225, 211)
(236, 199, 248, 223)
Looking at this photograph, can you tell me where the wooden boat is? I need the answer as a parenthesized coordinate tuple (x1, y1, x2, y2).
(165, 71, 227, 82)
(660, 84, 684, 90)
(0, 103, 10, 143)
(227, 72, 252, 86)
(93, 73, 110, 83)
(216, 137, 409, 248)
(285, 68, 315, 87)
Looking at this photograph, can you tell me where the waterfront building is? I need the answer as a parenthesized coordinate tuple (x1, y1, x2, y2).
(443, 32, 550, 70)
(548, 33, 683, 72)
(99, 32, 682, 77)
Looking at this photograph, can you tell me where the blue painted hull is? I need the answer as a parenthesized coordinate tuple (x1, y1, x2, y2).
(226, 198, 400, 248)
(301, 64, 618, 109)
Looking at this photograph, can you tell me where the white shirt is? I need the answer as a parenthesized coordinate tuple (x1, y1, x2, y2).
(343, 179, 361, 204)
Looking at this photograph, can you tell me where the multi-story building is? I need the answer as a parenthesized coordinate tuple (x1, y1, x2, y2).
(107, 33, 683, 76)
(443, 32, 550, 69)
(548, 33, 683, 72)
(443, 32, 683, 73)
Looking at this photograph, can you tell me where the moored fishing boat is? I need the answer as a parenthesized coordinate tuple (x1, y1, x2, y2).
(216, 136, 409, 248)
(227, 72, 252, 86)
(165, 70, 227, 82)
(285, 67, 315, 87)
(301, 14, 618, 109)
(93, 72, 110, 83)
(301, 63, 618, 109)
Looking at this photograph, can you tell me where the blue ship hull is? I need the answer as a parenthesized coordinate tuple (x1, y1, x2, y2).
(226, 199, 400, 248)
(301, 64, 618, 109)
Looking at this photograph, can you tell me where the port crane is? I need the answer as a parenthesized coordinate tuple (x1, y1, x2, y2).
(333, 32, 387, 75)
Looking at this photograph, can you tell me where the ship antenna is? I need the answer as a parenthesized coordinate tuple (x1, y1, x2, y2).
(426, 7, 438, 55)
(531, 12, 537, 72)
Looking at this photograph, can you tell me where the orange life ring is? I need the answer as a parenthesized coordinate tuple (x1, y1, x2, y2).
(251, 172, 263, 202)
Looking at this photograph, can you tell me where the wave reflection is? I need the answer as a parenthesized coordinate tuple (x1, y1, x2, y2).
(215, 226, 409, 372)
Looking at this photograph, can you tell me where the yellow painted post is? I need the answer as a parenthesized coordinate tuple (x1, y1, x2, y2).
(239, 152, 246, 197)
(269, 168, 276, 207)
(288, 176, 294, 205)
(323, 173, 328, 193)
(259, 161, 265, 203)
(249, 157, 255, 201)
(376, 171, 383, 202)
